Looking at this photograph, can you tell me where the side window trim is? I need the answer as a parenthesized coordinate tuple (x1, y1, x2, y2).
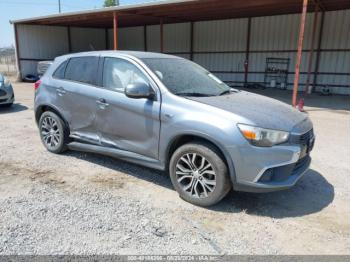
(52, 59, 68, 80)
(101, 56, 158, 96)
(97, 57, 105, 88)
(63, 58, 70, 79)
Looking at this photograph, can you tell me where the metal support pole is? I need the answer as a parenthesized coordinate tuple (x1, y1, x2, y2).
(144, 25, 147, 51)
(67, 26, 72, 52)
(244, 17, 252, 86)
(58, 0, 61, 13)
(304, 4, 319, 95)
(113, 12, 118, 50)
(160, 19, 164, 53)
(190, 22, 194, 61)
(14, 24, 21, 80)
(105, 28, 109, 50)
(313, 11, 325, 90)
(292, 0, 309, 107)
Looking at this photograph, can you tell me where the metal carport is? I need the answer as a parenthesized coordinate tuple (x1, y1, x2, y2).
(10, 0, 350, 104)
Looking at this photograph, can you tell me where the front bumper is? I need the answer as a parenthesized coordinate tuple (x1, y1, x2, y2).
(0, 85, 14, 105)
(227, 138, 313, 193)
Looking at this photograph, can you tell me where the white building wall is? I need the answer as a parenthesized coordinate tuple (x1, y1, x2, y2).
(17, 24, 69, 76)
(164, 23, 191, 53)
(194, 18, 247, 52)
(249, 13, 319, 91)
(193, 18, 248, 85)
(70, 27, 106, 52)
(108, 27, 145, 50)
(317, 9, 350, 94)
(146, 25, 161, 52)
(17, 24, 69, 59)
(119, 26, 145, 51)
(17, 25, 107, 76)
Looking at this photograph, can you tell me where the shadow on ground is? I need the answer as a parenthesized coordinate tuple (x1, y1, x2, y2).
(65, 150, 173, 190)
(65, 150, 334, 219)
(210, 169, 334, 218)
(0, 103, 28, 114)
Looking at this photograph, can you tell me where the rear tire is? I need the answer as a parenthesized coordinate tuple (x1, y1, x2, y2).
(169, 141, 231, 207)
(39, 111, 69, 154)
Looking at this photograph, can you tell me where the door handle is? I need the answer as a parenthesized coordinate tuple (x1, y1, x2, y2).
(96, 98, 109, 108)
(56, 87, 66, 96)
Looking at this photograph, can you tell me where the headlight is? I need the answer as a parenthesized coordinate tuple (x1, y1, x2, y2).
(237, 124, 290, 147)
(4, 77, 11, 87)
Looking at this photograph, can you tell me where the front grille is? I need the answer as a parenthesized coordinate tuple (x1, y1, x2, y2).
(294, 155, 309, 171)
(299, 129, 314, 144)
(0, 90, 7, 96)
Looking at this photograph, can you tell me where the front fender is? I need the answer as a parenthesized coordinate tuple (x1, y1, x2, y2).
(159, 118, 243, 184)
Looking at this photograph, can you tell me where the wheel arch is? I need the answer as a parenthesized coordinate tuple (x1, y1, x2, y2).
(35, 104, 69, 130)
(165, 133, 237, 184)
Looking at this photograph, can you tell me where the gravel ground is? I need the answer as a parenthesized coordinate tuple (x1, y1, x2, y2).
(0, 83, 349, 255)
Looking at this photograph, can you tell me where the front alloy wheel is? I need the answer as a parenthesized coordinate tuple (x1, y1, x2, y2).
(169, 141, 231, 206)
(176, 153, 216, 198)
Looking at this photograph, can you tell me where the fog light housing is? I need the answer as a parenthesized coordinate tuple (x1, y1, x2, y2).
(259, 169, 274, 182)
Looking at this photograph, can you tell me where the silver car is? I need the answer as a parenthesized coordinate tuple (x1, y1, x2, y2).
(34, 51, 315, 206)
(0, 74, 14, 107)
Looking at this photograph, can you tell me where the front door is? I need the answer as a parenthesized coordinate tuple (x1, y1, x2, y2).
(95, 57, 161, 159)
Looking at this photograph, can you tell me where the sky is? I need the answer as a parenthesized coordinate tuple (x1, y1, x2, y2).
(0, 0, 158, 47)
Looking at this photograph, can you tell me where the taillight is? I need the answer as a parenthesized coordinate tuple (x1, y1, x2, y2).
(34, 80, 41, 90)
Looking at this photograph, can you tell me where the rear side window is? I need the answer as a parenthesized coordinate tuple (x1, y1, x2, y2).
(65, 57, 99, 85)
(52, 60, 67, 79)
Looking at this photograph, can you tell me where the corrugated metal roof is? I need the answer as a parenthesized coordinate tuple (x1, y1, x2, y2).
(10, 0, 350, 28)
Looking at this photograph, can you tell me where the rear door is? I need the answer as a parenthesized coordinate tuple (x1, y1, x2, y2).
(95, 56, 161, 159)
(57, 56, 101, 144)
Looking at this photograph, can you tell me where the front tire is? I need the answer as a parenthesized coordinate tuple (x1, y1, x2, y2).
(169, 141, 231, 207)
(0, 102, 13, 108)
(39, 111, 68, 154)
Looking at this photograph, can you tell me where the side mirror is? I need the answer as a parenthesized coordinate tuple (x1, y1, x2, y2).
(125, 82, 155, 99)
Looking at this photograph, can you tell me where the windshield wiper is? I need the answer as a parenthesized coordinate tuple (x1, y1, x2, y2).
(219, 90, 231, 96)
(175, 92, 214, 97)
(219, 88, 239, 96)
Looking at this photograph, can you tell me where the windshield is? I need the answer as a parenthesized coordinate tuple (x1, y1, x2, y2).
(142, 58, 232, 97)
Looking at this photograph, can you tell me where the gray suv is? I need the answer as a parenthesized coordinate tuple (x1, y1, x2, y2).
(34, 51, 315, 206)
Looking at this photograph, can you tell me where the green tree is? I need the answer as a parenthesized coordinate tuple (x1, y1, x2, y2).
(103, 0, 119, 7)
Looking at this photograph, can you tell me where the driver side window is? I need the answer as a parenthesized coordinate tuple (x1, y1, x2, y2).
(102, 57, 149, 93)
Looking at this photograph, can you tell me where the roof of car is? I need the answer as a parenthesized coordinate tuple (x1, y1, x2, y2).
(58, 51, 182, 60)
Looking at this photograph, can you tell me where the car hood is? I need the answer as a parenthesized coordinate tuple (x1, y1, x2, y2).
(188, 91, 308, 132)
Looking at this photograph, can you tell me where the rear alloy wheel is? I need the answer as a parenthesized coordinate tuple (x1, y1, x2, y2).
(169, 141, 231, 206)
(39, 111, 68, 154)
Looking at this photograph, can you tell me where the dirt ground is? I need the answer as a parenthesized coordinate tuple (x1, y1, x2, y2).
(0, 82, 349, 255)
